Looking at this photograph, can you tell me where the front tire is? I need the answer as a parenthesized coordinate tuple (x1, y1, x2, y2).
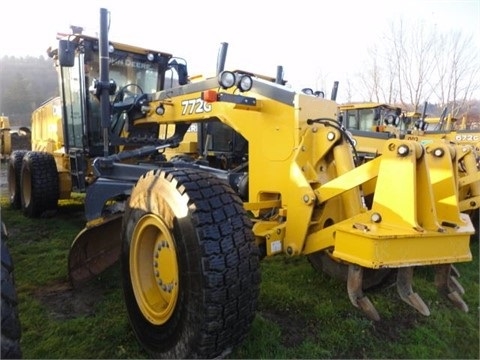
(20, 151, 59, 218)
(121, 168, 261, 358)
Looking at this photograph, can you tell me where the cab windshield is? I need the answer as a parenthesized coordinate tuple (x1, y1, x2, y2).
(61, 43, 167, 155)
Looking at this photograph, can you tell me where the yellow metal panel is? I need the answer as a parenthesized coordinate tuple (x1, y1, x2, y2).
(31, 97, 63, 154)
(332, 214, 473, 268)
(0, 116, 12, 156)
(424, 143, 463, 225)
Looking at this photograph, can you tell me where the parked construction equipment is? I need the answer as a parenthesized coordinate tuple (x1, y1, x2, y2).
(2, 9, 475, 358)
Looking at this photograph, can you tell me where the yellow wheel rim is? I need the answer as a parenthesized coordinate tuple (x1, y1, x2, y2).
(130, 214, 179, 325)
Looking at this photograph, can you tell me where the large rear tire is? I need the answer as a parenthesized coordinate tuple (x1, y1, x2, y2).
(8, 150, 28, 209)
(308, 249, 393, 290)
(1, 223, 22, 359)
(20, 151, 59, 218)
(121, 168, 261, 358)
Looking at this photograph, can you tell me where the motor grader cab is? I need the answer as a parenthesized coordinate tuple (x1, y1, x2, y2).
(6, 23, 189, 217)
(16, 8, 473, 359)
(340, 102, 403, 132)
(338, 102, 404, 162)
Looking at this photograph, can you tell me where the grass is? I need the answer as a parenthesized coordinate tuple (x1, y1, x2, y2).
(1, 194, 479, 359)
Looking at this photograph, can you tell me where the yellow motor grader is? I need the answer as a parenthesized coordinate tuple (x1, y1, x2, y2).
(7, 8, 475, 359)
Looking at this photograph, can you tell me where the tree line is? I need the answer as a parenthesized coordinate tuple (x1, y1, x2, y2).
(0, 56, 58, 127)
(345, 18, 480, 124)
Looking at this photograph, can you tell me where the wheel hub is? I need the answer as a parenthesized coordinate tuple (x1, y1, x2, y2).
(130, 214, 179, 325)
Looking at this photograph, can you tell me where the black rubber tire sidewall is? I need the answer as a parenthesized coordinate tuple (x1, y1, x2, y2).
(1, 226, 22, 359)
(20, 151, 59, 218)
(121, 168, 261, 358)
(8, 150, 28, 209)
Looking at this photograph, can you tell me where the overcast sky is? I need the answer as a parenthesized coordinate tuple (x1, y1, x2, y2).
(1, 0, 479, 101)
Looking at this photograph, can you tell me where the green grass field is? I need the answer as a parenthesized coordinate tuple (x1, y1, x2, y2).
(1, 194, 478, 359)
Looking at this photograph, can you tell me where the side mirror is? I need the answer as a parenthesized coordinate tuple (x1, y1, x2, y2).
(58, 40, 76, 67)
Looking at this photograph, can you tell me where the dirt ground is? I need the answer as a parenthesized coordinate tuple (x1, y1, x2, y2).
(33, 280, 107, 320)
(1, 132, 104, 321)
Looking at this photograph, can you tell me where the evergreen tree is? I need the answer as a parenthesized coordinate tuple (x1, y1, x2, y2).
(0, 56, 58, 127)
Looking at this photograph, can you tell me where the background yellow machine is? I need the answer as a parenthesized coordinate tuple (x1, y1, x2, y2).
(3, 8, 475, 359)
(0, 116, 12, 157)
(338, 101, 479, 239)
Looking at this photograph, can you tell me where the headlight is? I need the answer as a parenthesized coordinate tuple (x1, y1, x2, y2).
(218, 71, 236, 89)
(237, 75, 253, 92)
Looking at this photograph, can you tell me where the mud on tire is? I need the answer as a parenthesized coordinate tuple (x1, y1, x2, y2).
(1, 223, 22, 359)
